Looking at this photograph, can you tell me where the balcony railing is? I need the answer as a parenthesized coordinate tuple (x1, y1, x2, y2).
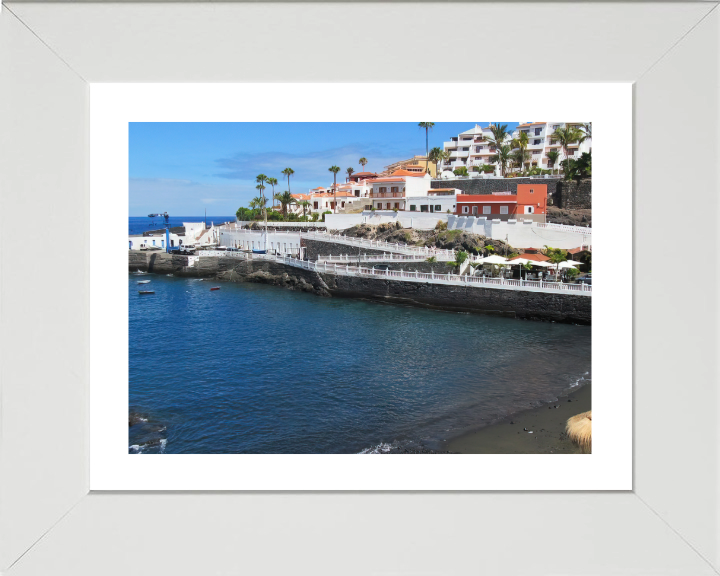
(369, 192, 404, 198)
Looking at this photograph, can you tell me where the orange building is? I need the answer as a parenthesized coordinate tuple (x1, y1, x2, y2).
(455, 184, 547, 222)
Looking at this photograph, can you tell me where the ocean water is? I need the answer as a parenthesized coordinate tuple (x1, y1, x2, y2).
(129, 273, 591, 454)
(129, 216, 235, 235)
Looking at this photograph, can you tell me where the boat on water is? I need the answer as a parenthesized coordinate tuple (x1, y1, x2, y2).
(137, 280, 151, 284)
(138, 290, 155, 295)
(252, 249, 267, 254)
(133, 270, 147, 275)
(210, 287, 220, 291)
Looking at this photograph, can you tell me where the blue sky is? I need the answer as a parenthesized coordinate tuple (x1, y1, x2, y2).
(129, 122, 521, 216)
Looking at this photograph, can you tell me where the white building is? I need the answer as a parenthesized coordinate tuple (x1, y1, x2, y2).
(369, 172, 460, 213)
(441, 122, 592, 177)
(510, 122, 592, 171)
(128, 222, 218, 251)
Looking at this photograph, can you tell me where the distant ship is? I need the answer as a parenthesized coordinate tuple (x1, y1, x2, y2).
(148, 212, 169, 218)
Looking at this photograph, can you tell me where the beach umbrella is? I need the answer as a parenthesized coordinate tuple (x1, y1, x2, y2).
(566, 411, 592, 453)
(479, 255, 509, 265)
(557, 261, 580, 270)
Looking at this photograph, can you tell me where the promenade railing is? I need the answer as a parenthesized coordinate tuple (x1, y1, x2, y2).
(536, 222, 592, 235)
(317, 253, 430, 263)
(301, 231, 456, 260)
(270, 254, 591, 296)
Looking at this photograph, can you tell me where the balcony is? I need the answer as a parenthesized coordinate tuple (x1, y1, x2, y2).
(370, 192, 404, 198)
(443, 140, 458, 148)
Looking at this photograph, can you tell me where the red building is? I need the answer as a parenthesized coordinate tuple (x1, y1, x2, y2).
(455, 184, 547, 222)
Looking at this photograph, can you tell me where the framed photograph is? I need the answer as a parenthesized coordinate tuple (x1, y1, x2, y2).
(1, 2, 718, 575)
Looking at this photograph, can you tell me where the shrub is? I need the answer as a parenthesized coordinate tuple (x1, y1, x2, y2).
(453, 167, 469, 177)
(435, 220, 447, 231)
(320, 210, 332, 222)
(566, 267, 580, 279)
(426, 256, 437, 263)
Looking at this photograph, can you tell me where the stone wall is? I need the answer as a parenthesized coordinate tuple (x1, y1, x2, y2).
(554, 179, 592, 209)
(302, 238, 399, 261)
(432, 177, 561, 200)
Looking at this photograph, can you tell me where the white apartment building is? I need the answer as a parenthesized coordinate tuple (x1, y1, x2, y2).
(510, 122, 592, 170)
(369, 173, 460, 213)
(441, 123, 591, 176)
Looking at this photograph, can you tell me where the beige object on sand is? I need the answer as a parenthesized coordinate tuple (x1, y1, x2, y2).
(566, 411, 592, 453)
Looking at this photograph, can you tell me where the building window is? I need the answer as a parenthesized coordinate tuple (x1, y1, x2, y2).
(500, 206, 508, 214)
(535, 128, 541, 135)
(314, 202, 319, 209)
(462, 147, 469, 151)
(386, 203, 391, 209)
(355, 190, 360, 197)
(410, 205, 417, 211)
(526, 206, 534, 214)
(533, 139, 541, 145)
(463, 206, 469, 214)
(379, 187, 387, 194)
(483, 206, 491, 214)
(435, 205, 441, 211)
(152, 240, 156, 246)
(394, 202, 399, 209)
(472, 206, 478, 215)
(391, 186, 398, 193)
(530, 189, 534, 194)
(420, 205, 428, 212)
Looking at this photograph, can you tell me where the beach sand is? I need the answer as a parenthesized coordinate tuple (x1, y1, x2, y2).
(447, 383, 591, 454)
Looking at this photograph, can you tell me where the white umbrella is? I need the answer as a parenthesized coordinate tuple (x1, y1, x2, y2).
(478, 255, 510, 265)
(558, 261, 580, 269)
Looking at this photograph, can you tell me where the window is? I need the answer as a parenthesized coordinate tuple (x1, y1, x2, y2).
(553, 124, 560, 129)
(472, 206, 478, 215)
(420, 205, 428, 212)
(435, 205, 441, 211)
(152, 240, 156, 246)
(463, 206, 469, 214)
(533, 139, 541, 145)
(386, 203, 391, 209)
(535, 128, 541, 135)
(379, 187, 387, 194)
(530, 189, 534, 194)
(355, 190, 360, 197)
(500, 206, 509, 214)
(161, 240, 165, 248)
(394, 202, 399, 209)
(483, 206, 491, 214)
(179, 239, 183, 245)
(314, 202, 319, 209)
(526, 206, 534, 214)
(475, 146, 482, 152)
(391, 186, 398, 193)
(410, 205, 417, 211)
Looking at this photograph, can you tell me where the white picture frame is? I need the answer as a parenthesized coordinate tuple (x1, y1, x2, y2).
(1, 2, 718, 574)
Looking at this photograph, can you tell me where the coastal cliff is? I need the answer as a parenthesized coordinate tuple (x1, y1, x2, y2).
(129, 252, 591, 324)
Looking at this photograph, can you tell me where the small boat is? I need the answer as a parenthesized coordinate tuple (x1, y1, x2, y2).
(252, 249, 267, 254)
(138, 290, 155, 295)
(210, 287, 220, 291)
(137, 280, 151, 284)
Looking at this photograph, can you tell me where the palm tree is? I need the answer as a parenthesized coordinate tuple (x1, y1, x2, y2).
(359, 157, 368, 172)
(298, 200, 310, 220)
(546, 149, 560, 174)
(511, 131, 529, 172)
(281, 167, 295, 195)
(428, 146, 444, 176)
(418, 122, 435, 173)
(328, 165, 340, 213)
(549, 126, 584, 171)
(274, 191, 296, 220)
(346, 167, 354, 182)
(489, 145, 512, 176)
(511, 149, 529, 173)
(544, 245, 568, 276)
(267, 177, 278, 199)
(487, 123, 509, 174)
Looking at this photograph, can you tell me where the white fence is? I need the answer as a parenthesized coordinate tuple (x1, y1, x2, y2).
(536, 222, 593, 235)
(234, 221, 327, 229)
(317, 253, 431, 263)
(271, 254, 592, 296)
(302, 231, 456, 260)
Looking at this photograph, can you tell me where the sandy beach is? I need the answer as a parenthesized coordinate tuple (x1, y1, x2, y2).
(448, 383, 591, 454)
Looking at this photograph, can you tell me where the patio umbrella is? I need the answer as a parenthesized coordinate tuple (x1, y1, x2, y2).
(479, 255, 510, 265)
(566, 411, 592, 453)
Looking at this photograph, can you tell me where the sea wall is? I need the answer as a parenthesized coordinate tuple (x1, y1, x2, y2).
(129, 252, 591, 324)
(554, 178, 592, 209)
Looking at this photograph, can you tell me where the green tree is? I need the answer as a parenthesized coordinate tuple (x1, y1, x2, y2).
(281, 167, 295, 195)
(328, 165, 341, 213)
(543, 245, 568, 275)
(453, 166, 469, 177)
(346, 167, 354, 181)
(428, 146, 444, 176)
(267, 177, 278, 199)
(298, 200, 311, 220)
(418, 122, 435, 173)
(274, 191, 296, 220)
(359, 157, 368, 172)
(487, 123, 509, 174)
(546, 149, 560, 173)
(446, 250, 468, 274)
(489, 145, 512, 176)
(511, 130, 530, 171)
(549, 126, 584, 172)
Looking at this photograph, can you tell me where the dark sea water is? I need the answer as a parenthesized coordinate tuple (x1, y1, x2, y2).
(129, 216, 235, 235)
(129, 273, 592, 454)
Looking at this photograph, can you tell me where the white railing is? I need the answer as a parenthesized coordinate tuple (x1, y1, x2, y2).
(537, 222, 592, 235)
(301, 231, 456, 260)
(268, 254, 591, 296)
(234, 221, 327, 228)
(317, 253, 430, 263)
